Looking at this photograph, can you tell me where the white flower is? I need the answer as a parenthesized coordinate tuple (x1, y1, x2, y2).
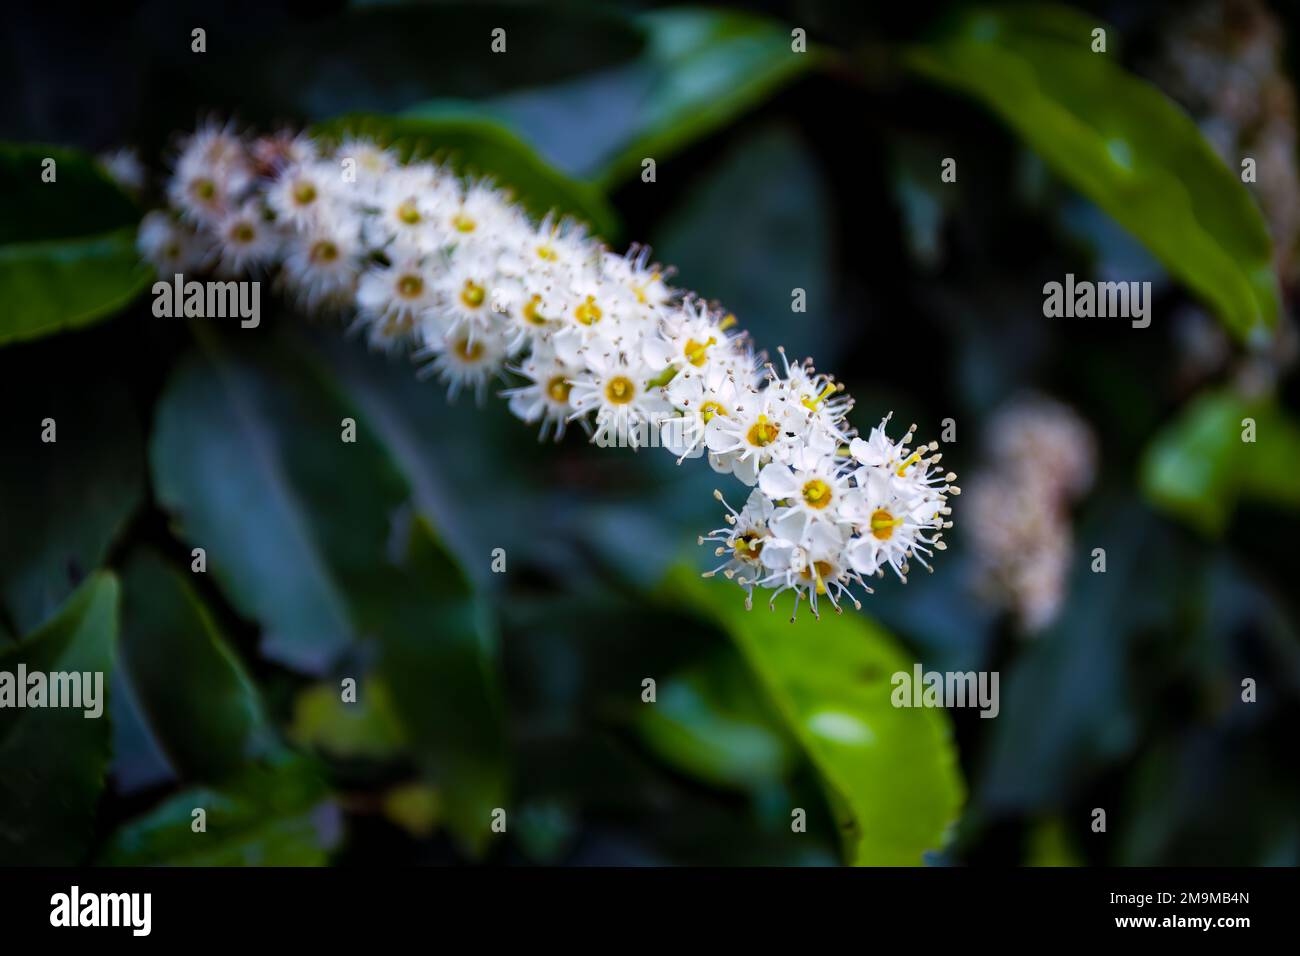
(503, 346, 582, 441)
(356, 255, 438, 346)
(704, 386, 800, 485)
(213, 200, 279, 275)
(137, 210, 215, 275)
(280, 223, 360, 312)
(569, 351, 670, 450)
(420, 325, 508, 403)
(757, 448, 851, 525)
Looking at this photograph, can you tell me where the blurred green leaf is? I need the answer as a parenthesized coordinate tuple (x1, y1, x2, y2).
(0, 145, 149, 347)
(1140, 390, 1300, 536)
(633, 649, 798, 791)
(136, 2, 643, 145)
(150, 336, 410, 673)
(118, 550, 275, 782)
(152, 331, 509, 855)
(907, 4, 1278, 340)
(99, 757, 337, 866)
(593, 7, 817, 187)
(374, 517, 509, 859)
(313, 113, 618, 237)
(291, 678, 406, 761)
(381, 781, 442, 839)
(0, 574, 117, 864)
(0, 368, 142, 635)
(653, 123, 835, 363)
(454, 7, 818, 187)
(666, 566, 964, 865)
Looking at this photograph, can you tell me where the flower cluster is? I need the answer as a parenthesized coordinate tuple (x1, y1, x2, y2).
(966, 395, 1095, 633)
(139, 121, 957, 619)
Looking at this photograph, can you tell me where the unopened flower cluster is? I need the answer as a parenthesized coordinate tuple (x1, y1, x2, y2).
(139, 122, 958, 619)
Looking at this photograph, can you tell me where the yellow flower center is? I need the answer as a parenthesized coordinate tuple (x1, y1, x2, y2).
(870, 509, 901, 541)
(684, 337, 716, 367)
(536, 244, 557, 261)
(454, 338, 484, 362)
(452, 212, 476, 233)
(700, 401, 726, 423)
(801, 383, 838, 412)
(397, 200, 421, 225)
(574, 296, 603, 325)
(293, 181, 317, 205)
(460, 280, 486, 309)
(547, 376, 572, 403)
(522, 294, 548, 326)
(397, 274, 423, 298)
(799, 560, 834, 594)
(746, 415, 779, 448)
(605, 376, 635, 404)
(192, 178, 216, 201)
(733, 532, 764, 562)
(802, 479, 832, 509)
(231, 222, 255, 243)
(309, 240, 338, 263)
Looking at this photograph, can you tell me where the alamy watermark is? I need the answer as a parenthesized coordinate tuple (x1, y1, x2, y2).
(1043, 273, 1151, 328)
(0, 666, 103, 718)
(153, 273, 261, 328)
(891, 664, 999, 719)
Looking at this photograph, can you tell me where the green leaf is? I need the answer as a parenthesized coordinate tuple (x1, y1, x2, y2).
(150, 336, 410, 673)
(589, 8, 818, 188)
(151, 332, 509, 855)
(1140, 389, 1300, 535)
(906, 4, 1279, 340)
(374, 517, 509, 859)
(290, 678, 406, 761)
(0, 145, 149, 347)
(118, 551, 275, 782)
(99, 756, 337, 866)
(0, 366, 143, 635)
(314, 113, 618, 238)
(652, 123, 834, 362)
(0, 574, 118, 865)
(445, 8, 819, 187)
(665, 566, 964, 865)
(633, 650, 798, 791)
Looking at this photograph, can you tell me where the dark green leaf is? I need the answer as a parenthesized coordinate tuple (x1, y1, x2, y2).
(374, 517, 509, 859)
(907, 5, 1279, 339)
(0, 367, 143, 635)
(118, 551, 275, 782)
(665, 566, 964, 865)
(0, 574, 118, 865)
(149, 336, 410, 673)
(0, 145, 148, 346)
(99, 756, 337, 866)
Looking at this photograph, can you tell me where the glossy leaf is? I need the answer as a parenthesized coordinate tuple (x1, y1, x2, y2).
(0, 145, 148, 346)
(907, 5, 1279, 340)
(666, 566, 964, 865)
(118, 551, 274, 782)
(0, 574, 118, 865)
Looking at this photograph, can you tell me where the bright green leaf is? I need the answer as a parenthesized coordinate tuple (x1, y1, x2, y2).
(0, 145, 148, 346)
(118, 551, 275, 782)
(1140, 389, 1300, 535)
(665, 566, 964, 865)
(907, 5, 1278, 340)
(291, 678, 406, 761)
(0, 574, 118, 864)
(633, 650, 798, 791)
